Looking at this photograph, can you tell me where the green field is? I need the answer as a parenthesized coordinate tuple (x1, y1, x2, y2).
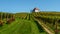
(0, 12, 60, 34)
(0, 18, 47, 34)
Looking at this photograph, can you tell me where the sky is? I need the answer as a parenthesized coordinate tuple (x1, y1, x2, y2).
(0, 0, 60, 13)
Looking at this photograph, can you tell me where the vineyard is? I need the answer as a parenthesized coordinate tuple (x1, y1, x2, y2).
(32, 12, 60, 34)
(0, 12, 60, 34)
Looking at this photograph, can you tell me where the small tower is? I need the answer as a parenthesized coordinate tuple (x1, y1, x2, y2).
(32, 8, 39, 12)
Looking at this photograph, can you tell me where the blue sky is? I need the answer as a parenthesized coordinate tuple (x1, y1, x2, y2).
(0, 0, 60, 13)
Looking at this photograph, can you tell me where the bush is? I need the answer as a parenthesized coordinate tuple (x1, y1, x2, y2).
(6, 18, 15, 24)
(6, 18, 12, 24)
(0, 20, 4, 26)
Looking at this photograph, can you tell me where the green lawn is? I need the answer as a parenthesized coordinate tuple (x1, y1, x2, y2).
(0, 18, 47, 34)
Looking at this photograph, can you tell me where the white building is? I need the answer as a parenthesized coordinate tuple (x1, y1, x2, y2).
(32, 8, 39, 12)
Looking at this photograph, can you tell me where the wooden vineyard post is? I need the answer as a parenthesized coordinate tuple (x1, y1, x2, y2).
(1, 12, 3, 20)
(12, 14, 15, 21)
(6, 13, 10, 24)
(11, 14, 15, 21)
(55, 18, 59, 34)
(11, 14, 13, 20)
(6, 13, 8, 20)
(6, 13, 8, 22)
(0, 12, 3, 26)
(7, 14, 9, 20)
(55, 20, 57, 34)
(1, 13, 2, 20)
(29, 14, 30, 20)
(4, 13, 6, 19)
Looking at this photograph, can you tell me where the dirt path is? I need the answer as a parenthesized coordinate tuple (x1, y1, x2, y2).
(34, 18, 54, 34)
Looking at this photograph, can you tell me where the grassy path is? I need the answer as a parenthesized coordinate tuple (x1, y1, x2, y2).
(0, 18, 47, 34)
(0, 18, 22, 34)
(0, 19, 19, 31)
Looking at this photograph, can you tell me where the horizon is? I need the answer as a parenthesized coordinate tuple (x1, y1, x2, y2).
(0, 11, 60, 13)
(0, 0, 60, 13)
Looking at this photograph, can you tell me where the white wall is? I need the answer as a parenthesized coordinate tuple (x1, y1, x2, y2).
(35, 10, 39, 12)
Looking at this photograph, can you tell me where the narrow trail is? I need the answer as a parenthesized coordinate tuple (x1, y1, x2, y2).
(34, 18, 55, 34)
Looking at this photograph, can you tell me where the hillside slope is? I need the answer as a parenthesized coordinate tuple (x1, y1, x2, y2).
(0, 18, 47, 34)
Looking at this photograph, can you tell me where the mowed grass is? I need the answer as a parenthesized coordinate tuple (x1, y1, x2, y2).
(0, 18, 47, 34)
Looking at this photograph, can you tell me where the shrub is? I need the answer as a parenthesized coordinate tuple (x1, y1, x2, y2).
(0, 20, 4, 26)
(6, 18, 15, 24)
(6, 18, 12, 24)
